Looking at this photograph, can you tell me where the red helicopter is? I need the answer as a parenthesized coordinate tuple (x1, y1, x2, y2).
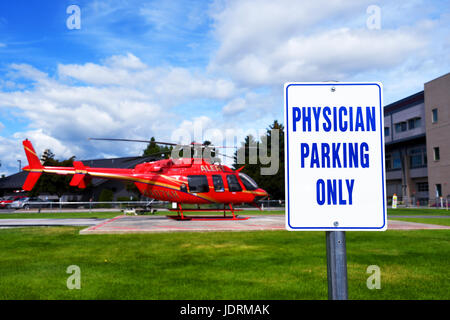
(21, 139, 268, 220)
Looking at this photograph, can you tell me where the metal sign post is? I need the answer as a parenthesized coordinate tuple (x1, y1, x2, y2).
(325, 231, 348, 300)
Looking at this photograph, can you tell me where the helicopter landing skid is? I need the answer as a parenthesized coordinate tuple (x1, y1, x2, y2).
(167, 204, 249, 221)
(166, 215, 249, 221)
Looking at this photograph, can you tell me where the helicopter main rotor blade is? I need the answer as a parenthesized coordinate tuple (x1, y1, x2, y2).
(88, 138, 179, 146)
(89, 137, 241, 149)
(214, 150, 236, 160)
(89, 138, 240, 163)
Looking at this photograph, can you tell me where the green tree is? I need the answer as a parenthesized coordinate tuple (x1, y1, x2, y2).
(98, 188, 114, 208)
(125, 181, 141, 199)
(40, 149, 55, 163)
(233, 120, 285, 200)
(202, 140, 218, 162)
(99, 188, 114, 202)
(260, 120, 284, 200)
(28, 150, 82, 198)
(143, 137, 172, 158)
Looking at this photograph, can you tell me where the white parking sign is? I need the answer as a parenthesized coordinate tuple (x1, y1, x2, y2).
(284, 83, 387, 231)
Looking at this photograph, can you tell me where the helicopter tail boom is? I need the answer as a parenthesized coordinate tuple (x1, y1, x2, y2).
(21, 140, 137, 191)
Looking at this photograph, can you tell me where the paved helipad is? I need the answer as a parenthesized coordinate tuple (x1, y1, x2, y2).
(79, 215, 450, 234)
(80, 215, 286, 234)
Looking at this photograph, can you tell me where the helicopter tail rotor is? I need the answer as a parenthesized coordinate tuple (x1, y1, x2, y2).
(22, 140, 44, 191)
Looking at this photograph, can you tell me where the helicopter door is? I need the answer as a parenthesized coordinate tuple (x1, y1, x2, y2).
(212, 175, 224, 192)
(226, 174, 242, 192)
(187, 175, 209, 193)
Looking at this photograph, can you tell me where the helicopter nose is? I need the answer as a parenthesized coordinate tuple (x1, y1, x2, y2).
(261, 189, 269, 198)
(254, 188, 269, 201)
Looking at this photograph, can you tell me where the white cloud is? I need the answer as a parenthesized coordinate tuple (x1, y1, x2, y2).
(0, 136, 24, 176)
(57, 54, 236, 104)
(211, 0, 371, 61)
(13, 130, 73, 160)
(106, 53, 148, 70)
(8, 63, 49, 83)
(0, 53, 241, 175)
(1, 1, 449, 176)
(222, 97, 246, 115)
(222, 91, 278, 119)
(209, 0, 441, 87)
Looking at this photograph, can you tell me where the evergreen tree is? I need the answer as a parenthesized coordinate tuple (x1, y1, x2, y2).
(40, 149, 55, 163)
(202, 140, 218, 162)
(233, 120, 285, 200)
(260, 120, 284, 200)
(28, 150, 82, 198)
(143, 137, 172, 158)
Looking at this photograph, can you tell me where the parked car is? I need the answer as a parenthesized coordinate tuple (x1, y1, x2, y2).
(0, 195, 28, 208)
(9, 197, 49, 210)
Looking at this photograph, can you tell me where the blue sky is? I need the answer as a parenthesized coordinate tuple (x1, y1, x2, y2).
(0, 1, 215, 69)
(0, 0, 449, 176)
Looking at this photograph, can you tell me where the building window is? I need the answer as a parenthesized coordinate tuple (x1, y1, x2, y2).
(435, 184, 442, 197)
(408, 117, 421, 130)
(384, 127, 390, 137)
(392, 152, 402, 169)
(433, 147, 440, 161)
(432, 109, 438, 123)
(395, 122, 407, 133)
(409, 147, 427, 168)
(385, 153, 392, 170)
(386, 152, 402, 171)
(417, 182, 429, 192)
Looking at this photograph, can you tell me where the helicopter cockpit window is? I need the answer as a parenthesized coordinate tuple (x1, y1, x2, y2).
(212, 175, 224, 192)
(226, 174, 242, 192)
(187, 175, 209, 193)
(239, 173, 258, 191)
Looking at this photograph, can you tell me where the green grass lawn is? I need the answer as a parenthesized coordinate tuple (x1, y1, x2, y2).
(390, 218, 450, 227)
(387, 208, 450, 216)
(1, 207, 448, 220)
(0, 227, 448, 300)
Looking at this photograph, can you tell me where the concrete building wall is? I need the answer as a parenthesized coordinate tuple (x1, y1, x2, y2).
(384, 94, 427, 202)
(424, 73, 450, 200)
(385, 102, 425, 144)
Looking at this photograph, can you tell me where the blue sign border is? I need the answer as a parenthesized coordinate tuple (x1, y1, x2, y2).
(285, 83, 386, 230)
